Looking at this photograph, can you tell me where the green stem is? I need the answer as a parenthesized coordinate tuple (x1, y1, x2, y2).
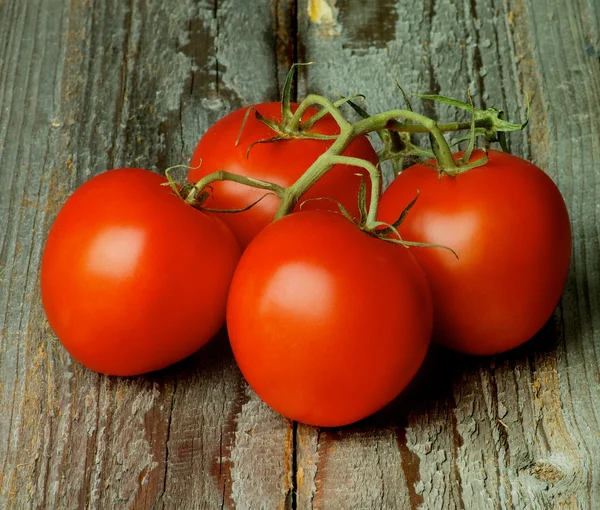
(328, 155, 381, 227)
(353, 110, 456, 170)
(276, 101, 461, 218)
(287, 94, 352, 133)
(275, 124, 355, 219)
(300, 94, 365, 131)
(185, 170, 285, 205)
(187, 92, 514, 225)
(385, 118, 491, 134)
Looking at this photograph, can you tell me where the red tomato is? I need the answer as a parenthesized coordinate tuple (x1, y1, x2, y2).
(378, 150, 572, 355)
(41, 168, 240, 375)
(189, 102, 378, 249)
(226, 211, 432, 427)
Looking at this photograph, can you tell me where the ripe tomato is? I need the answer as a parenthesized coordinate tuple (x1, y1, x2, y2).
(189, 102, 378, 249)
(226, 211, 432, 427)
(378, 150, 572, 355)
(41, 168, 240, 376)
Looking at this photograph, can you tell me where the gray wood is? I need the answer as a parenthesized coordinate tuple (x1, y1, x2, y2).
(0, 1, 292, 508)
(297, 0, 600, 508)
(0, 0, 599, 509)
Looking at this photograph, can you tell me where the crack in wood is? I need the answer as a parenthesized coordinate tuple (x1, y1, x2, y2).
(448, 402, 466, 510)
(423, 0, 442, 119)
(215, 0, 220, 96)
(160, 379, 177, 504)
(291, 421, 298, 510)
(396, 423, 425, 509)
(468, 0, 488, 110)
(273, 0, 299, 98)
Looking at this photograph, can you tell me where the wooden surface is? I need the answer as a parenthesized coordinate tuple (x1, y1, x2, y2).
(0, 0, 598, 508)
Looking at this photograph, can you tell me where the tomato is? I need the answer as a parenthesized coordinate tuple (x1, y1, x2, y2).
(41, 168, 240, 376)
(189, 102, 378, 249)
(378, 150, 572, 355)
(226, 211, 432, 427)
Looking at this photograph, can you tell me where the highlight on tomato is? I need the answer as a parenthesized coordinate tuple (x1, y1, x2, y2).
(41, 168, 240, 376)
(188, 101, 378, 249)
(226, 210, 433, 427)
(378, 149, 572, 355)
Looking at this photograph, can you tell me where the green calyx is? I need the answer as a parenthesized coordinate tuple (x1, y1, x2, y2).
(235, 63, 353, 159)
(344, 187, 458, 258)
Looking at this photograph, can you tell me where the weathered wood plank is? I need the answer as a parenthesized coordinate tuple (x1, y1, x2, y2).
(1, 0, 599, 508)
(0, 1, 293, 508)
(297, 0, 600, 508)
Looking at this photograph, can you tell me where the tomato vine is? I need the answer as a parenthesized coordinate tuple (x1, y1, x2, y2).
(175, 63, 529, 244)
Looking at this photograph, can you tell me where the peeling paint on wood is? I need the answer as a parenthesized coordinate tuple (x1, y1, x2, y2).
(306, 0, 340, 38)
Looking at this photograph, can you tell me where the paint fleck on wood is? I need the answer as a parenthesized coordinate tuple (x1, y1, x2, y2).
(306, 0, 340, 37)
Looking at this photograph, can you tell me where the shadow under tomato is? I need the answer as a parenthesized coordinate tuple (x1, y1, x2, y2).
(347, 344, 470, 431)
(139, 303, 566, 435)
(325, 313, 564, 433)
(143, 326, 237, 385)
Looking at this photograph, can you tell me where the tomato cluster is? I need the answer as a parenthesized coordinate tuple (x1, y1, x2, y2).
(41, 94, 571, 427)
(41, 169, 240, 375)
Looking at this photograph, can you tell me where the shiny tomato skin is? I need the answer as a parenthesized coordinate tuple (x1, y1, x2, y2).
(189, 102, 379, 249)
(226, 211, 432, 427)
(41, 168, 240, 376)
(378, 150, 572, 355)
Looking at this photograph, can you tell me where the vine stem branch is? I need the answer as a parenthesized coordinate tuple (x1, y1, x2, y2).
(185, 170, 285, 205)
(183, 92, 517, 230)
(328, 155, 381, 226)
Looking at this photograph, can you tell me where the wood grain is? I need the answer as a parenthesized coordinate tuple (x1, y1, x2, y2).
(297, 0, 600, 508)
(0, 0, 599, 508)
(0, 1, 292, 508)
